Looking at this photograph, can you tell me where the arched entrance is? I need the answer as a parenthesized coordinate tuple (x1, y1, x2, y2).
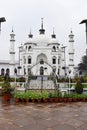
(27, 58, 57, 90)
(37, 53, 47, 63)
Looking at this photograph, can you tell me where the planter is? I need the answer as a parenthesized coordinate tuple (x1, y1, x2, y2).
(68, 98, 73, 102)
(49, 98, 54, 103)
(26, 99, 29, 103)
(54, 98, 58, 103)
(63, 98, 68, 102)
(77, 98, 81, 102)
(43, 98, 48, 103)
(3, 93, 11, 101)
(31, 99, 36, 103)
(58, 98, 63, 102)
(36, 99, 42, 103)
(82, 98, 86, 102)
(73, 98, 77, 102)
(15, 98, 20, 102)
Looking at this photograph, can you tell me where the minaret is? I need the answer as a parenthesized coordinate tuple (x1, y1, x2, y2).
(9, 29, 15, 77)
(68, 30, 74, 77)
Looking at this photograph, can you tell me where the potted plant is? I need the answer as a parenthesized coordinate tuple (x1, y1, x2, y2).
(41, 92, 48, 103)
(53, 92, 59, 102)
(48, 92, 54, 102)
(63, 93, 68, 102)
(2, 81, 12, 101)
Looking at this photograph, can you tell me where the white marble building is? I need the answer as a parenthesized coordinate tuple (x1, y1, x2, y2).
(0, 19, 75, 78)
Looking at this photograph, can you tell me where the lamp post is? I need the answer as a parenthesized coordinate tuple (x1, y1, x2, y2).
(14, 68, 17, 84)
(0, 17, 6, 33)
(24, 70, 26, 88)
(80, 19, 87, 44)
(68, 69, 71, 95)
(80, 19, 87, 55)
(61, 46, 67, 77)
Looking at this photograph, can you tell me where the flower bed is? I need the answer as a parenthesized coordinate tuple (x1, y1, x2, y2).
(14, 91, 87, 103)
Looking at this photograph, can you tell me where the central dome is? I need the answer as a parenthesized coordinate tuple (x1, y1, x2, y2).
(35, 34, 49, 46)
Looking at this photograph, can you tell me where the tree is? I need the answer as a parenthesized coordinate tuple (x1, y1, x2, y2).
(75, 81, 83, 94)
(78, 55, 87, 75)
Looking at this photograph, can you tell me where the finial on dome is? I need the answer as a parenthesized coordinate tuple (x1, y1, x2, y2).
(70, 29, 73, 34)
(69, 29, 74, 37)
(53, 27, 55, 34)
(41, 18, 43, 29)
(28, 28, 33, 38)
(12, 26, 14, 32)
(39, 18, 45, 34)
(51, 27, 56, 38)
(10, 26, 15, 36)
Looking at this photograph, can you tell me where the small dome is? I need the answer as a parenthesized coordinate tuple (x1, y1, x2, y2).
(48, 37, 60, 45)
(48, 29, 60, 45)
(24, 36, 37, 45)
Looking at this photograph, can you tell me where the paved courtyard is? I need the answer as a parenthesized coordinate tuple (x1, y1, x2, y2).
(0, 97, 87, 130)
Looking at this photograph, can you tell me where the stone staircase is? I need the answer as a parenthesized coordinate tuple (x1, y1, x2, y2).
(28, 79, 55, 89)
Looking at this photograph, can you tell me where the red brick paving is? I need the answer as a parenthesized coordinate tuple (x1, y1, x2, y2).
(0, 97, 87, 130)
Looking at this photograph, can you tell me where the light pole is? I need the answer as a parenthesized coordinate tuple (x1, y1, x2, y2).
(61, 46, 67, 78)
(80, 19, 87, 55)
(68, 69, 71, 95)
(14, 68, 17, 84)
(24, 70, 26, 88)
(0, 17, 6, 33)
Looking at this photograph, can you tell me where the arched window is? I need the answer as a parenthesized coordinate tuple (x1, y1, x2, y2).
(28, 56, 31, 64)
(58, 58, 60, 64)
(1, 68, 5, 76)
(23, 56, 26, 64)
(6, 68, 10, 76)
(52, 46, 56, 51)
(52, 56, 56, 64)
(28, 46, 31, 51)
(14, 68, 17, 75)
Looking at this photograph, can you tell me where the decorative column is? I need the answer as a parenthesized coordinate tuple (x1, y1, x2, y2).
(9, 29, 15, 77)
(68, 30, 75, 77)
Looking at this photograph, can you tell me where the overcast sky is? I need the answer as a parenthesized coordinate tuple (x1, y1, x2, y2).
(0, 0, 87, 65)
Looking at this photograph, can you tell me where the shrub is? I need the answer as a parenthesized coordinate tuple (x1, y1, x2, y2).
(9, 77, 15, 82)
(0, 76, 4, 82)
(16, 77, 25, 82)
(2, 81, 12, 94)
(75, 81, 83, 94)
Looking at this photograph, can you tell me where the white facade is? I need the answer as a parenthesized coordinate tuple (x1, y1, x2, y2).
(19, 20, 74, 77)
(0, 20, 75, 78)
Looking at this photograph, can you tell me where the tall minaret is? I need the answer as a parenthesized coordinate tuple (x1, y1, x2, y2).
(68, 30, 74, 77)
(9, 29, 15, 77)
